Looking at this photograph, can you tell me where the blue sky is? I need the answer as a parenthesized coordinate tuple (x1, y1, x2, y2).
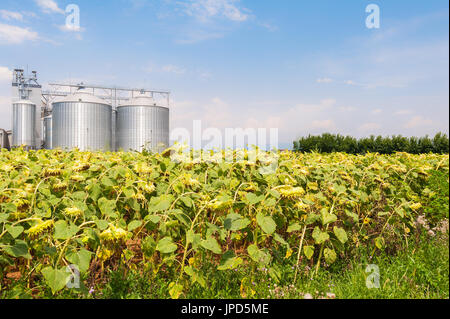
(0, 0, 448, 148)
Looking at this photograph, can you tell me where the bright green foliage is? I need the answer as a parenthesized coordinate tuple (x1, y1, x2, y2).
(0, 148, 448, 298)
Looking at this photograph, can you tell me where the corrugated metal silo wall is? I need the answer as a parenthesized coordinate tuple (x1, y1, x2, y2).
(11, 86, 42, 149)
(0, 129, 10, 150)
(52, 101, 112, 151)
(43, 116, 52, 150)
(112, 109, 117, 152)
(28, 87, 43, 149)
(116, 105, 169, 152)
(12, 102, 36, 149)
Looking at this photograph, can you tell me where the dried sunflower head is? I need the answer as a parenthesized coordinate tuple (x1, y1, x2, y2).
(70, 174, 85, 182)
(44, 168, 62, 177)
(72, 161, 90, 172)
(133, 162, 152, 174)
(14, 198, 29, 211)
(133, 192, 146, 203)
(26, 219, 54, 238)
(207, 198, 232, 211)
(139, 182, 155, 194)
(180, 174, 200, 187)
(100, 224, 128, 243)
(53, 181, 68, 192)
(63, 207, 83, 218)
(279, 185, 305, 199)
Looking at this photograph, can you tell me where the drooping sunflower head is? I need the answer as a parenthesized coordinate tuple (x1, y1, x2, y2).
(279, 185, 305, 199)
(100, 224, 128, 243)
(53, 181, 68, 192)
(63, 207, 83, 218)
(72, 161, 90, 172)
(70, 174, 86, 182)
(44, 168, 62, 177)
(26, 219, 55, 238)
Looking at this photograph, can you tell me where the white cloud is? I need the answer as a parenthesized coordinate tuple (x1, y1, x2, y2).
(339, 106, 357, 112)
(35, 0, 65, 14)
(258, 22, 278, 32)
(344, 80, 358, 86)
(183, 0, 250, 22)
(144, 63, 188, 75)
(22, 11, 38, 19)
(316, 77, 333, 83)
(175, 29, 225, 44)
(311, 119, 335, 130)
(162, 64, 186, 75)
(0, 95, 10, 105)
(0, 66, 12, 82)
(0, 67, 12, 129)
(58, 24, 85, 40)
(0, 95, 12, 130)
(0, 10, 23, 21)
(171, 97, 341, 144)
(0, 23, 39, 44)
(198, 71, 212, 80)
(371, 109, 382, 115)
(394, 109, 413, 116)
(58, 24, 85, 33)
(167, 95, 443, 144)
(358, 122, 381, 132)
(317, 99, 336, 108)
(166, 0, 254, 44)
(404, 116, 433, 129)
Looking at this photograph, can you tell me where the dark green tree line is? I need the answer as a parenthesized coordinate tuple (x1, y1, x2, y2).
(293, 133, 449, 154)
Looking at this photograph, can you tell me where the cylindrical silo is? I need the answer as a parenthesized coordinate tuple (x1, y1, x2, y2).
(12, 100, 36, 149)
(0, 129, 10, 150)
(52, 91, 112, 151)
(111, 109, 117, 152)
(116, 94, 169, 152)
(43, 116, 52, 149)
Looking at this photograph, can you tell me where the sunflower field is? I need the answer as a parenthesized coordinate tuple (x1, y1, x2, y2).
(0, 148, 448, 298)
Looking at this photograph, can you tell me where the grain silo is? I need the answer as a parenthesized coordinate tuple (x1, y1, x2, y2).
(116, 94, 169, 152)
(52, 91, 112, 151)
(43, 116, 52, 150)
(111, 109, 117, 152)
(12, 100, 36, 149)
(11, 70, 42, 149)
(0, 129, 10, 150)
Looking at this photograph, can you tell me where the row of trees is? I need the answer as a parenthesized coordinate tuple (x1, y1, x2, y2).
(293, 133, 449, 154)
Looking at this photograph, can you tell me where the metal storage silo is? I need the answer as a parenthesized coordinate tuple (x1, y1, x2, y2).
(43, 116, 52, 149)
(116, 94, 169, 152)
(52, 91, 112, 151)
(7, 131, 12, 148)
(12, 100, 36, 149)
(111, 109, 117, 152)
(0, 129, 10, 150)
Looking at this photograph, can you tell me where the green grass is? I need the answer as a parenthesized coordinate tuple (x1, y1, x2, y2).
(5, 231, 447, 299)
(188, 233, 449, 299)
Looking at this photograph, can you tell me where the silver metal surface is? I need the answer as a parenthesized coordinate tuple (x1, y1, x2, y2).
(117, 95, 169, 152)
(43, 83, 170, 118)
(52, 92, 112, 151)
(111, 109, 117, 152)
(12, 69, 43, 149)
(43, 116, 52, 149)
(7, 131, 12, 149)
(0, 129, 10, 150)
(12, 100, 36, 149)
